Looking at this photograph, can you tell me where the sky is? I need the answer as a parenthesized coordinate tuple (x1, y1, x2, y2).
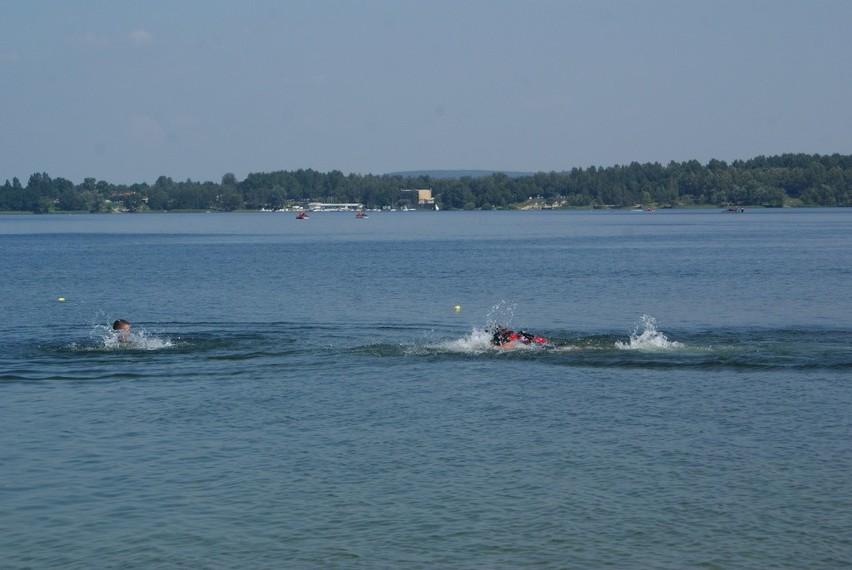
(2, 0, 851, 185)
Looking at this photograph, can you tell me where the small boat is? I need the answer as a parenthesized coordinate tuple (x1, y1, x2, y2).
(355, 211, 368, 219)
(296, 211, 309, 220)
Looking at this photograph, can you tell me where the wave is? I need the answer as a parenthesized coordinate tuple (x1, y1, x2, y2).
(55, 324, 177, 353)
(4, 317, 850, 382)
(413, 315, 684, 356)
(349, 317, 852, 371)
(124, 316, 852, 372)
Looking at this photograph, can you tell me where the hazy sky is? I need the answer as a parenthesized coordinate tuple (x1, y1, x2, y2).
(2, 0, 850, 184)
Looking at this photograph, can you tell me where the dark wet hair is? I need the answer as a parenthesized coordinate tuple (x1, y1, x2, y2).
(112, 319, 131, 330)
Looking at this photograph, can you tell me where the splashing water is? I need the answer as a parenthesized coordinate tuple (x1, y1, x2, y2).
(615, 315, 683, 351)
(429, 327, 552, 354)
(485, 301, 517, 330)
(93, 324, 174, 351)
(430, 328, 495, 353)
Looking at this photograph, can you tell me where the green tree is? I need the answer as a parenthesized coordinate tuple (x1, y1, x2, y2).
(147, 189, 170, 210)
(218, 191, 243, 211)
(57, 177, 84, 211)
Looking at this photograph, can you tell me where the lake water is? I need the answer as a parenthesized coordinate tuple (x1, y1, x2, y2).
(1, 209, 850, 569)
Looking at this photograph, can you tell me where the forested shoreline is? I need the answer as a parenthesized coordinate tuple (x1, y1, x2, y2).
(2, 153, 850, 213)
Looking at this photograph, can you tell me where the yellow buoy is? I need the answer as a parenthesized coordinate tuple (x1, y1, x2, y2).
(453, 305, 461, 312)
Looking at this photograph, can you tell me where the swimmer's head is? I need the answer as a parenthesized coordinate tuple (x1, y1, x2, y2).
(112, 319, 131, 332)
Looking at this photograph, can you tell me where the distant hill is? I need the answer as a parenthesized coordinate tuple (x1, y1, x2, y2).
(387, 170, 535, 179)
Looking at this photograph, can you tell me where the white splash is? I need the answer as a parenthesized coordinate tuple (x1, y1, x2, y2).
(485, 300, 517, 330)
(429, 327, 552, 354)
(94, 325, 174, 351)
(431, 328, 495, 353)
(615, 315, 683, 351)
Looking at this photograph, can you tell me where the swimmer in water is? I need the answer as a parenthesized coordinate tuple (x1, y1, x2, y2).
(112, 319, 131, 340)
(489, 325, 549, 348)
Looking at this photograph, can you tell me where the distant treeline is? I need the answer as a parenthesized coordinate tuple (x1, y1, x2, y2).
(2, 153, 851, 213)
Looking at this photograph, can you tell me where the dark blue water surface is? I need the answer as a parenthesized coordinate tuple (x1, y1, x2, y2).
(1, 209, 850, 568)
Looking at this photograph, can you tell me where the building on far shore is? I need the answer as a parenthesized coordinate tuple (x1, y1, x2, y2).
(400, 189, 438, 210)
